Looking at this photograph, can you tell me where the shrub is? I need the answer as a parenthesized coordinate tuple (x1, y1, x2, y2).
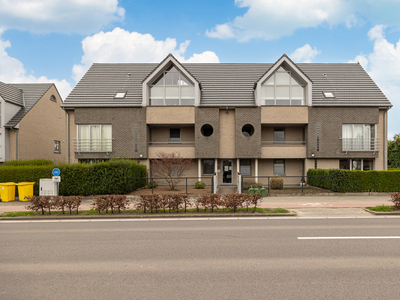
(390, 192, 400, 210)
(270, 176, 284, 189)
(243, 180, 262, 190)
(0, 159, 147, 196)
(197, 194, 221, 212)
(92, 195, 129, 213)
(4, 159, 54, 166)
(194, 181, 206, 189)
(147, 181, 158, 189)
(26, 195, 82, 215)
(307, 169, 400, 193)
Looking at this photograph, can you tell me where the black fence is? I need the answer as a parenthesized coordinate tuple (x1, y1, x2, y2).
(131, 176, 214, 194)
(240, 175, 328, 194)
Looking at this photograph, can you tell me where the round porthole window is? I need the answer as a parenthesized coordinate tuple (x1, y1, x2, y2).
(242, 124, 254, 137)
(50, 95, 56, 102)
(201, 124, 213, 137)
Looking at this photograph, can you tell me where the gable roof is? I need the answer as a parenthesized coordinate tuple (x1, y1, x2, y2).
(5, 83, 53, 128)
(0, 81, 24, 107)
(62, 58, 391, 108)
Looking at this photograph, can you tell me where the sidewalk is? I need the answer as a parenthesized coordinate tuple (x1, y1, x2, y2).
(259, 194, 392, 209)
(0, 194, 393, 214)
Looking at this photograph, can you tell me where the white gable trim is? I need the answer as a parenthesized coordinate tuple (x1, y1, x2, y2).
(256, 56, 313, 106)
(142, 55, 200, 107)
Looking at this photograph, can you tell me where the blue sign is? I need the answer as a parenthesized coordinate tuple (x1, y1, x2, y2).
(52, 168, 61, 176)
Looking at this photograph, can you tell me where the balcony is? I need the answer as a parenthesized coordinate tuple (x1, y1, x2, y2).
(74, 139, 113, 152)
(261, 141, 306, 158)
(341, 138, 380, 152)
(148, 140, 195, 158)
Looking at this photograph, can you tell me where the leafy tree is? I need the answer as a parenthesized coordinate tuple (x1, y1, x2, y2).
(150, 152, 193, 190)
(388, 134, 400, 168)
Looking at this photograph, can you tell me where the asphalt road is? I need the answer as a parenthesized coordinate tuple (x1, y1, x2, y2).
(1, 218, 400, 299)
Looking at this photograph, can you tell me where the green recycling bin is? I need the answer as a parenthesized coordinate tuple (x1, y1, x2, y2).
(249, 188, 255, 195)
(260, 188, 266, 197)
(254, 188, 260, 194)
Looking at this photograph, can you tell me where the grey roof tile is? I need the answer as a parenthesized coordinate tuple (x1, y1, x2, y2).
(0, 81, 24, 106)
(5, 83, 53, 127)
(63, 61, 391, 108)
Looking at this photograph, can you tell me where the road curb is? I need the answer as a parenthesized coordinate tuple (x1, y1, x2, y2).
(0, 212, 297, 221)
(364, 208, 400, 215)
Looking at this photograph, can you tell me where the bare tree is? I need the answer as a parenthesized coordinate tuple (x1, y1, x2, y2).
(150, 151, 193, 190)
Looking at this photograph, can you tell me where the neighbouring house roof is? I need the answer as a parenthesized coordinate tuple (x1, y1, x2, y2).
(62, 57, 392, 108)
(0, 81, 24, 107)
(4, 83, 53, 128)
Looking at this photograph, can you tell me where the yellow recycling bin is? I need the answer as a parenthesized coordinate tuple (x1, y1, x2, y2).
(0, 182, 16, 202)
(17, 182, 35, 202)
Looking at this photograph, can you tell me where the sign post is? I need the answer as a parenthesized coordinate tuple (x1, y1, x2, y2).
(52, 168, 61, 196)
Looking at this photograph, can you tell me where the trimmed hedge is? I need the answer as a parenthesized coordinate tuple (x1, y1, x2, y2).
(0, 160, 147, 196)
(307, 169, 400, 193)
(4, 159, 54, 166)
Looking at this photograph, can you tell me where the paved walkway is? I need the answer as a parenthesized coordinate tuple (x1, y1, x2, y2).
(259, 194, 392, 209)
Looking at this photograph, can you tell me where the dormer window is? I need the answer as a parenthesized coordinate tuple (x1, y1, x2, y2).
(114, 92, 126, 99)
(261, 67, 305, 106)
(149, 65, 195, 106)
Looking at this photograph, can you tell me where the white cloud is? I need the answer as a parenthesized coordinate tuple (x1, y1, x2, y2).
(72, 28, 220, 82)
(206, 0, 400, 42)
(206, 0, 349, 42)
(290, 44, 320, 62)
(0, 0, 125, 34)
(350, 25, 400, 135)
(0, 34, 72, 99)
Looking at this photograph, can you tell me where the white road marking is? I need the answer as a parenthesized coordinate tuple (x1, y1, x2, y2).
(298, 236, 400, 240)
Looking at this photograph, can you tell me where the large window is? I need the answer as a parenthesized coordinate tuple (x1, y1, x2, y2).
(240, 159, 251, 175)
(77, 125, 112, 152)
(340, 159, 374, 170)
(273, 159, 285, 175)
(150, 65, 195, 106)
(261, 67, 305, 106)
(342, 124, 376, 151)
(203, 159, 215, 175)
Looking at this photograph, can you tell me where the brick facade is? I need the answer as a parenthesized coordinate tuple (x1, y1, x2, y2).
(235, 107, 261, 158)
(195, 107, 220, 158)
(74, 107, 147, 159)
(307, 107, 379, 158)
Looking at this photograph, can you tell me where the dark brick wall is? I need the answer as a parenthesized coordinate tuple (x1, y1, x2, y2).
(308, 107, 379, 158)
(195, 108, 219, 158)
(235, 107, 261, 158)
(74, 107, 147, 159)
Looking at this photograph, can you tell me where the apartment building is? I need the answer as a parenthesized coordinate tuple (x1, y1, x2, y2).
(0, 81, 67, 163)
(62, 54, 392, 187)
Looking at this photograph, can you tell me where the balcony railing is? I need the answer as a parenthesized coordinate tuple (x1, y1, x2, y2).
(340, 138, 380, 151)
(149, 140, 195, 147)
(74, 139, 113, 152)
(262, 141, 306, 146)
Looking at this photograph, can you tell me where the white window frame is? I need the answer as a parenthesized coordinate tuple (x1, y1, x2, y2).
(149, 67, 195, 106)
(261, 68, 306, 106)
(342, 124, 377, 151)
(76, 124, 112, 152)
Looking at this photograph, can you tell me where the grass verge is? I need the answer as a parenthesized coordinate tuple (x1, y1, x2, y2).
(366, 205, 394, 212)
(0, 207, 291, 217)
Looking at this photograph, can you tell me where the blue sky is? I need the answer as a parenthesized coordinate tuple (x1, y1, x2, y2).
(1, 0, 400, 137)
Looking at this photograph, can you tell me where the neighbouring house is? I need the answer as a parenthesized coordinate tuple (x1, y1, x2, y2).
(62, 54, 392, 189)
(0, 82, 67, 163)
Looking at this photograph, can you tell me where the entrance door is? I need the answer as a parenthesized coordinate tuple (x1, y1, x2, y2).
(222, 160, 232, 184)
